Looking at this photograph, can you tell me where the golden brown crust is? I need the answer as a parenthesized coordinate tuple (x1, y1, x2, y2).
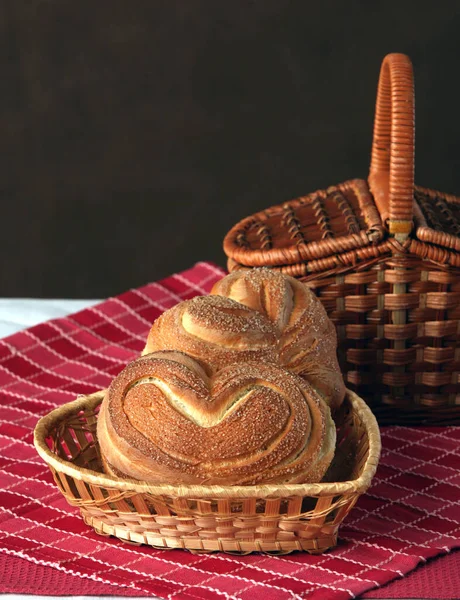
(211, 269, 345, 411)
(143, 295, 279, 375)
(97, 351, 336, 485)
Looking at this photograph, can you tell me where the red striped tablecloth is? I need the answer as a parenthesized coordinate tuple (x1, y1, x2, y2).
(0, 262, 459, 599)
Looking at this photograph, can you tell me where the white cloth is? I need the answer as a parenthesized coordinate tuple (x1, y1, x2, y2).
(0, 299, 101, 338)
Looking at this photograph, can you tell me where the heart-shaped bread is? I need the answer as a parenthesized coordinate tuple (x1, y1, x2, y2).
(97, 351, 336, 485)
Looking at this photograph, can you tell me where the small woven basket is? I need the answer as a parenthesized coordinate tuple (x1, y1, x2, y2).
(224, 53, 460, 425)
(34, 389, 380, 555)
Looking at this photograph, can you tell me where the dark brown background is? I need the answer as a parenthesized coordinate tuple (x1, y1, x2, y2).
(2, 1, 460, 298)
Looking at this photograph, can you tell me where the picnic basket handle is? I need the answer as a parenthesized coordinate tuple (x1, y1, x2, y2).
(368, 53, 415, 238)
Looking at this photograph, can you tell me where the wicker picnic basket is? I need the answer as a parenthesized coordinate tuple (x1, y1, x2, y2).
(34, 388, 380, 555)
(224, 53, 460, 425)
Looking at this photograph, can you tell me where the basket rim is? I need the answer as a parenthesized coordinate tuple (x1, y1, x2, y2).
(33, 388, 381, 499)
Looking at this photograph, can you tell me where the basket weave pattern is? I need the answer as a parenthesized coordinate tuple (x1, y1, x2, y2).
(224, 54, 460, 424)
(34, 389, 380, 555)
(226, 179, 384, 268)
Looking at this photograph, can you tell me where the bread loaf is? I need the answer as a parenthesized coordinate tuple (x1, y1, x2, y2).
(97, 351, 336, 485)
(211, 269, 345, 411)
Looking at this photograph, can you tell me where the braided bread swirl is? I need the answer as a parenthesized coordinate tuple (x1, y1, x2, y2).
(143, 295, 279, 374)
(97, 351, 336, 485)
(211, 269, 345, 411)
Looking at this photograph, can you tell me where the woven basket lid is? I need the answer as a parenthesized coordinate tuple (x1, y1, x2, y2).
(223, 179, 385, 268)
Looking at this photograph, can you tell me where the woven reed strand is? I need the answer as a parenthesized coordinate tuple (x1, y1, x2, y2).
(369, 53, 415, 234)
